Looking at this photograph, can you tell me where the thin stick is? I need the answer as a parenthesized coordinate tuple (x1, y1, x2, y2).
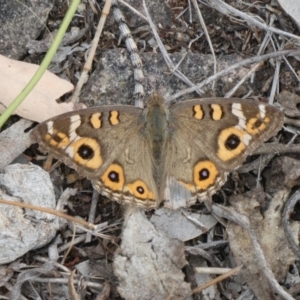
(191, 0, 217, 89)
(224, 62, 263, 98)
(168, 49, 300, 101)
(0, 198, 96, 229)
(200, 0, 300, 41)
(71, 0, 112, 103)
(142, 0, 203, 95)
(192, 266, 242, 294)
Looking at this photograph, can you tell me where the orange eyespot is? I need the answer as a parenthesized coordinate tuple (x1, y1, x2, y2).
(101, 164, 125, 191)
(193, 161, 219, 190)
(217, 127, 247, 161)
(126, 180, 155, 201)
(72, 138, 102, 169)
(246, 116, 270, 135)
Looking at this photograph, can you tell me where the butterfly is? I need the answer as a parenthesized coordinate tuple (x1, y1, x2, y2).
(31, 94, 283, 209)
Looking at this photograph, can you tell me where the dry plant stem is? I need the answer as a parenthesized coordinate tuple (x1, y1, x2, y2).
(0, 198, 96, 229)
(35, 255, 72, 273)
(255, 156, 263, 189)
(56, 188, 78, 211)
(284, 125, 300, 137)
(28, 257, 104, 289)
(181, 210, 209, 231)
(185, 246, 218, 266)
(43, 153, 54, 171)
(254, 143, 300, 155)
(118, 0, 148, 22)
(188, 0, 192, 23)
(191, 0, 217, 89)
(61, 222, 76, 265)
(283, 55, 300, 83)
(58, 235, 87, 253)
(191, 266, 242, 294)
(71, 0, 112, 104)
(282, 191, 300, 259)
(169, 49, 300, 101)
(88, 0, 98, 14)
(250, 14, 276, 83)
(284, 117, 300, 127)
(195, 267, 233, 274)
(224, 62, 263, 98)
(28, 277, 103, 289)
(212, 204, 294, 300)
(201, 0, 300, 41)
(85, 189, 99, 243)
(142, 0, 204, 95)
(112, 0, 145, 104)
(238, 154, 273, 174)
(49, 159, 62, 172)
(269, 57, 281, 104)
(68, 270, 81, 300)
(175, 6, 188, 20)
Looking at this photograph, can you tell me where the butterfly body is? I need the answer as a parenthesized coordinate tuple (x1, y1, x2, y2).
(31, 94, 283, 209)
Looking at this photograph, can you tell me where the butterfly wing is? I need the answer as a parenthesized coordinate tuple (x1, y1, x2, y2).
(31, 106, 159, 209)
(162, 98, 283, 209)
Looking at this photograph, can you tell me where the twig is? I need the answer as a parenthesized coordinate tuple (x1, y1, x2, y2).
(191, 0, 217, 89)
(112, 0, 145, 105)
(282, 191, 300, 259)
(0, 198, 96, 229)
(185, 246, 222, 267)
(254, 143, 300, 155)
(224, 61, 263, 98)
(142, 0, 204, 95)
(195, 267, 234, 274)
(168, 49, 300, 101)
(251, 14, 276, 83)
(200, 0, 300, 41)
(118, 0, 148, 21)
(85, 189, 99, 243)
(192, 265, 242, 294)
(71, 0, 112, 103)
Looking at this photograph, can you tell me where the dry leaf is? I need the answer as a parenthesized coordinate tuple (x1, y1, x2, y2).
(0, 54, 75, 122)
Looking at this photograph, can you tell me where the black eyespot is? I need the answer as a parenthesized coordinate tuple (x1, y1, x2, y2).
(53, 134, 63, 143)
(199, 168, 210, 180)
(137, 186, 145, 194)
(225, 134, 240, 150)
(108, 171, 119, 183)
(253, 119, 263, 129)
(78, 144, 94, 159)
